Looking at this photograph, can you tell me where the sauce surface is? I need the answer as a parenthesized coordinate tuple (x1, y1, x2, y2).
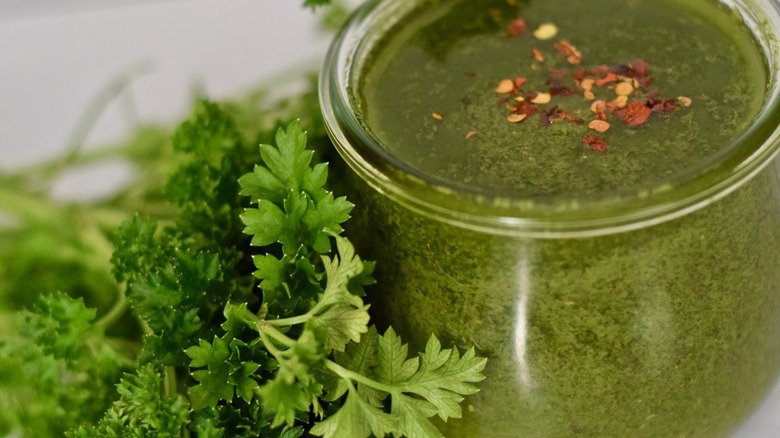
(359, 0, 767, 197)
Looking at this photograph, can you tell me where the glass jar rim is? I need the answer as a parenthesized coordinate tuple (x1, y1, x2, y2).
(320, 0, 780, 238)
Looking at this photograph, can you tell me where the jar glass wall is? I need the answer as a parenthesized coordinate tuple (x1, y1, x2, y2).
(320, 0, 780, 436)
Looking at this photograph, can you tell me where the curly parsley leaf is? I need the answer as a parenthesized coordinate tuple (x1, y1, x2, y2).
(25, 291, 97, 361)
(68, 365, 190, 438)
(185, 335, 265, 410)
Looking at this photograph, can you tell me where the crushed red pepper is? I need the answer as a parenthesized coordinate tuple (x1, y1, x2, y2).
(617, 102, 652, 126)
(595, 72, 621, 87)
(553, 40, 582, 64)
(582, 134, 608, 152)
(513, 100, 539, 118)
(539, 107, 585, 126)
(647, 97, 678, 113)
(591, 100, 608, 121)
(507, 19, 528, 37)
(489, 17, 691, 153)
(546, 77, 577, 96)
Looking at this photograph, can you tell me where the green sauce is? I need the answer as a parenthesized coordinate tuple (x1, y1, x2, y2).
(331, 0, 780, 436)
(359, 0, 766, 197)
(347, 170, 780, 437)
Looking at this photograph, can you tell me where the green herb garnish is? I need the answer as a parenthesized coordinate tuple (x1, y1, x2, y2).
(0, 92, 486, 436)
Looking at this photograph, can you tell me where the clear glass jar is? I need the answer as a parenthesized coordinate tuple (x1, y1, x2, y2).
(320, 0, 780, 436)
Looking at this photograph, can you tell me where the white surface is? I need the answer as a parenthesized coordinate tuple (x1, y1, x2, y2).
(0, 0, 329, 169)
(0, 1, 777, 436)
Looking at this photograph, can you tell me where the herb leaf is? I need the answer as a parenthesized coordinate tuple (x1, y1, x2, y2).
(68, 365, 190, 437)
(309, 387, 398, 438)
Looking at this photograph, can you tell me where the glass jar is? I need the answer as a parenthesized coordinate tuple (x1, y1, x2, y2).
(320, 0, 780, 436)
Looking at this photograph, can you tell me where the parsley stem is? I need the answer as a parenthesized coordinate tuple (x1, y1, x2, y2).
(256, 321, 297, 349)
(94, 287, 129, 332)
(266, 313, 311, 327)
(325, 359, 396, 394)
(164, 365, 178, 399)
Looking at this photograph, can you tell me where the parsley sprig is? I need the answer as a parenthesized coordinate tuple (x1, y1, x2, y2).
(228, 119, 488, 436)
(1, 96, 486, 437)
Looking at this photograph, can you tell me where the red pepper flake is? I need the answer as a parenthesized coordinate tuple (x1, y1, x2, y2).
(546, 77, 577, 96)
(558, 109, 585, 124)
(539, 108, 555, 126)
(647, 97, 678, 113)
(637, 75, 654, 89)
(632, 58, 649, 77)
(595, 72, 620, 87)
(550, 86, 577, 96)
(582, 134, 608, 152)
(609, 61, 652, 85)
(553, 40, 582, 64)
(547, 68, 567, 80)
(539, 106, 584, 126)
(608, 63, 632, 76)
(620, 102, 652, 126)
(515, 77, 528, 89)
(572, 69, 588, 82)
(514, 100, 539, 118)
(466, 130, 477, 139)
(590, 100, 607, 120)
(506, 18, 528, 37)
(591, 64, 611, 77)
(533, 48, 545, 62)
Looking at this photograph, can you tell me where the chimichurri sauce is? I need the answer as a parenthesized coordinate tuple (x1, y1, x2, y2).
(359, 0, 766, 198)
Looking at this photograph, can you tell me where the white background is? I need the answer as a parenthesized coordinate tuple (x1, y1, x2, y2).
(0, 1, 777, 436)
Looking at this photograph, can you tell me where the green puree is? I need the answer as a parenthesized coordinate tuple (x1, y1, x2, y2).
(359, 0, 766, 197)
(340, 0, 780, 437)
